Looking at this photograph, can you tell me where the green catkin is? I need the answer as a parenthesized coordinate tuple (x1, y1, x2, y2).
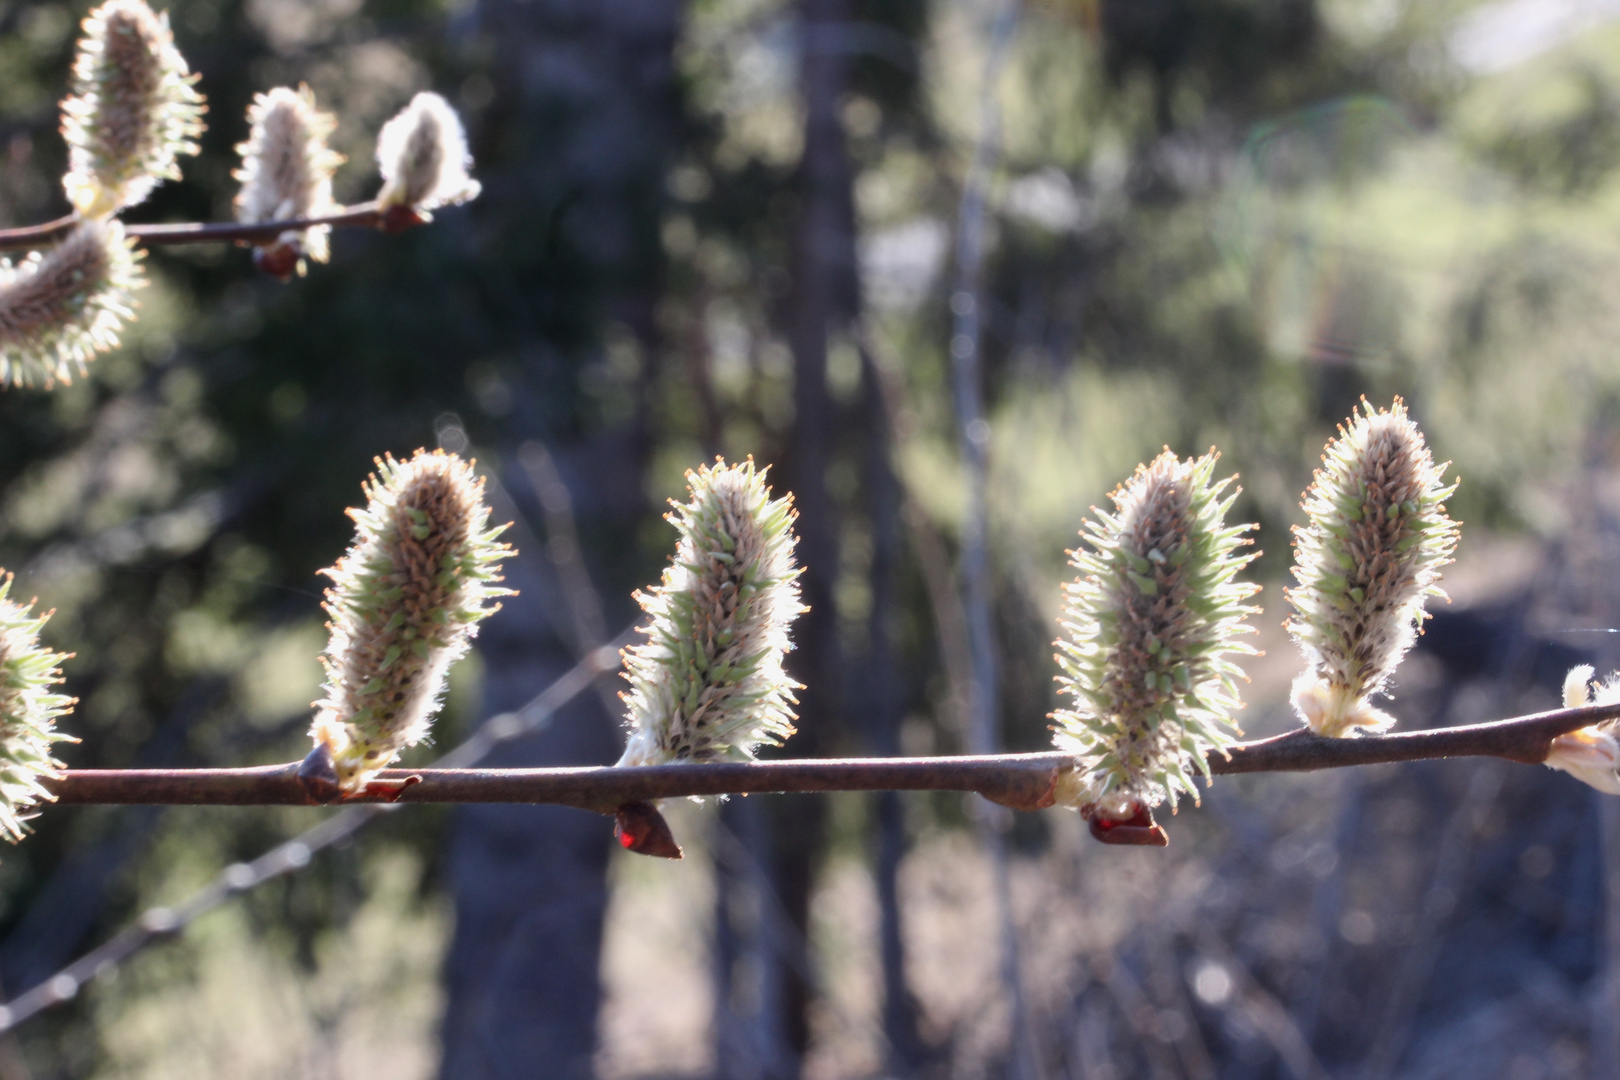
(310, 450, 511, 791)
(0, 576, 76, 844)
(60, 0, 204, 218)
(1051, 450, 1260, 819)
(0, 220, 145, 388)
(617, 458, 805, 768)
(1286, 399, 1459, 738)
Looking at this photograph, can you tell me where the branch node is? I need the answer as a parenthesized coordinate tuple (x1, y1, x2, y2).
(380, 204, 425, 234)
(977, 766, 1059, 812)
(362, 774, 423, 802)
(296, 743, 341, 804)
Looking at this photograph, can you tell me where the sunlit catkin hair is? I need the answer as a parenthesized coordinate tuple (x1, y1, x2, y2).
(374, 92, 481, 216)
(0, 220, 144, 388)
(1286, 399, 1458, 738)
(1546, 665, 1620, 795)
(0, 575, 76, 844)
(309, 450, 511, 791)
(617, 459, 804, 769)
(234, 85, 344, 266)
(1051, 450, 1260, 819)
(60, 0, 204, 218)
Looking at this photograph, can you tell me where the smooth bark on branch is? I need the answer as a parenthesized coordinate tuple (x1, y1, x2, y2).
(0, 203, 414, 252)
(43, 700, 1620, 808)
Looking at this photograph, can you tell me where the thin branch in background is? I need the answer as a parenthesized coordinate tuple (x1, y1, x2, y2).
(440, 420, 622, 722)
(708, 816, 894, 1066)
(946, 2, 1035, 1068)
(1357, 761, 1506, 1080)
(1093, 951, 1184, 1078)
(516, 441, 609, 653)
(0, 979, 31, 1080)
(1147, 938, 1216, 1080)
(860, 321, 973, 741)
(950, 0, 1019, 761)
(1289, 770, 1364, 1047)
(1193, 932, 1330, 1080)
(859, 336, 925, 1070)
(0, 637, 628, 1034)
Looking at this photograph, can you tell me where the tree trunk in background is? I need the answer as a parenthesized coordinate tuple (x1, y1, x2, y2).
(862, 347, 924, 1074)
(767, 0, 859, 1071)
(439, 0, 679, 1076)
(438, 587, 619, 1080)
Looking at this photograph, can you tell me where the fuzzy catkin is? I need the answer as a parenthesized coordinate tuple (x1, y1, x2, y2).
(309, 450, 511, 791)
(0, 220, 145, 388)
(1051, 450, 1260, 818)
(1546, 665, 1620, 795)
(1286, 399, 1459, 738)
(617, 459, 804, 769)
(0, 576, 76, 844)
(234, 85, 344, 264)
(60, 0, 204, 218)
(374, 93, 481, 215)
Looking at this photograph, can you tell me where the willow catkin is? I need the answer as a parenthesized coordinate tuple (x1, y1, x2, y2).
(0, 220, 144, 388)
(60, 0, 204, 218)
(1546, 666, 1620, 795)
(617, 458, 805, 769)
(234, 85, 344, 269)
(309, 450, 511, 792)
(1286, 399, 1459, 737)
(0, 576, 76, 844)
(374, 92, 481, 216)
(1050, 450, 1260, 822)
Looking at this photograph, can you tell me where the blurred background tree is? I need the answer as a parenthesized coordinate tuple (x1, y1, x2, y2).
(2, 0, 1620, 1077)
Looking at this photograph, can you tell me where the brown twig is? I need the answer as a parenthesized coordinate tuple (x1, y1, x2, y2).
(0, 203, 413, 253)
(0, 215, 79, 252)
(43, 700, 1620, 810)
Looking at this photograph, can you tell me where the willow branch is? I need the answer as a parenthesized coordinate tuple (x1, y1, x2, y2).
(0, 202, 407, 253)
(44, 701, 1620, 811)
